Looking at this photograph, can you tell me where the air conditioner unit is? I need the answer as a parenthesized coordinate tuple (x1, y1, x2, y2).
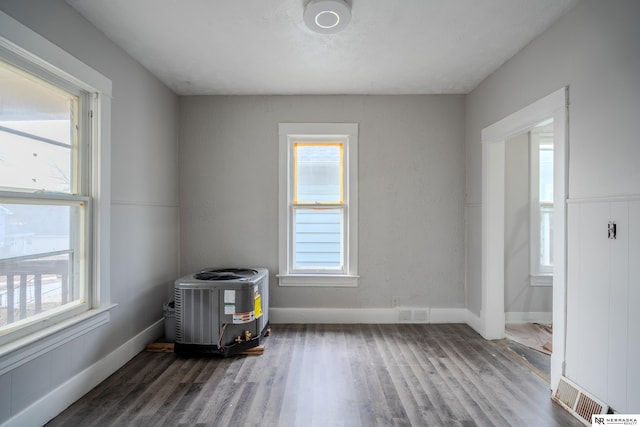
(173, 267, 269, 357)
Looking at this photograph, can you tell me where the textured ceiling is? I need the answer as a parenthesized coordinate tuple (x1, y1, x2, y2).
(66, 0, 579, 95)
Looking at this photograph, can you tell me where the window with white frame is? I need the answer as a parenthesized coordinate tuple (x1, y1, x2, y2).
(530, 119, 553, 285)
(278, 123, 358, 287)
(0, 17, 110, 347)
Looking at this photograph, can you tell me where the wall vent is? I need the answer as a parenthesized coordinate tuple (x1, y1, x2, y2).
(395, 307, 430, 323)
(398, 309, 412, 322)
(552, 376, 608, 425)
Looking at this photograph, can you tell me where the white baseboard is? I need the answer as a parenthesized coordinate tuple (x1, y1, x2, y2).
(270, 307, 397, 323)
(505, 311, 552, 324)
(4, 319, 164, 427)
(465, 309, 483, 336)
(269, 307, 468, 324)
(430, 308, 467, 323)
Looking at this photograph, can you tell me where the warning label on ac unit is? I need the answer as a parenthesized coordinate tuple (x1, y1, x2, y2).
(233, 311, 255, 324)
(254, 294, 262, 319)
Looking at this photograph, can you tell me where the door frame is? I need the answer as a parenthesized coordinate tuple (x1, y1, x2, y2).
(480, 87, 568, 389)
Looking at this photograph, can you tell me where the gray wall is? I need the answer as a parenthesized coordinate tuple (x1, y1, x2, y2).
(5, 0, 637, 419)
(465, 0, 640, 316)
(179, 95, 466, 310)
(465, 0, 640, 411)
(0, 0, 179, 422)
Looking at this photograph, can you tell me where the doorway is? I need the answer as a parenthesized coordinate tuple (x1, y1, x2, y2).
(504, 120, 554, 358)
(480, 87, 567, 390)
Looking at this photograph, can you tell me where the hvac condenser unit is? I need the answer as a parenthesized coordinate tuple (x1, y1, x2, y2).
(173, 267, 269, 357)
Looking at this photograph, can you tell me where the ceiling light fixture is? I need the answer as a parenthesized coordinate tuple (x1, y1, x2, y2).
(304, 0, 351, 34)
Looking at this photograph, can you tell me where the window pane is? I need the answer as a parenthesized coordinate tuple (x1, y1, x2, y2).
(294, 143, 343, 203)
(0, 60, 77, 193)
(0, 128, 73, 192)
(0, 203, 73, 259)
(0, 203, 83, 329)
(540, 204, 553, 268)
(539, 144, 553, 203)
(293, 208, 343, 270)
(0, 252, 74, 329)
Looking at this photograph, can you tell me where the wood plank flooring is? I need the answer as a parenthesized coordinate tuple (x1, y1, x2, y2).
(505, 323, 553, 355)
(46, 324, 583, 427)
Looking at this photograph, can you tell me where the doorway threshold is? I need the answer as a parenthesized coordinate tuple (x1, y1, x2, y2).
(496, 338, 550, 383)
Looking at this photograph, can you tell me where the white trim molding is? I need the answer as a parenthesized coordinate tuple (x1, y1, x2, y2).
(3, 319, 164, 427)
(0, 9, 113, 336)
(567, 194, 640, 204)
(277, 123, 359, 287)
(276, 274, 359, 287)
(269, 307, 470, 324)
(0, 306, 115, 376)
(0, 11, 112, 98)
(481, 87, 568, 390)
(465, 309, 483, 334)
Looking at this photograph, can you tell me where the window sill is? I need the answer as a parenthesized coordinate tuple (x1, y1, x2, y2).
(0, 304, 117, 376)
(530, 275, 553, 287)
(277, 274, 359, 287)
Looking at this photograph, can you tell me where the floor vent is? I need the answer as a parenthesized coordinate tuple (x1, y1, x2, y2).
(552, 376, 608, 425)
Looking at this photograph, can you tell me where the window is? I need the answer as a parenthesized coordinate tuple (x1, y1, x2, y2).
(0, 58, 89, 342)
(530, 119, 553, 285)
(0, 12, 111, 349)
(278, 123, 358, 286)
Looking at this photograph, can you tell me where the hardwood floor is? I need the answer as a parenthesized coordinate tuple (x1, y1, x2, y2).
(505, 323, 553, 355)
(47, 324, 583, 426)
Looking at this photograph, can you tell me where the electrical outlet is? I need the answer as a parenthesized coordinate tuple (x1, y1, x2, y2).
(391, 296, 400, 307)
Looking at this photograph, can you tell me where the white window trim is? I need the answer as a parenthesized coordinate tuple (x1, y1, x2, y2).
(529, 125, 553, 286)
(0, 10, 114, 369)
(530, 274, 553, 286)
(278, 123, 358, 287)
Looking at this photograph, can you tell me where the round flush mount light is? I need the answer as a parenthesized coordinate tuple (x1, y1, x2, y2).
(304, 0, 351, 34)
